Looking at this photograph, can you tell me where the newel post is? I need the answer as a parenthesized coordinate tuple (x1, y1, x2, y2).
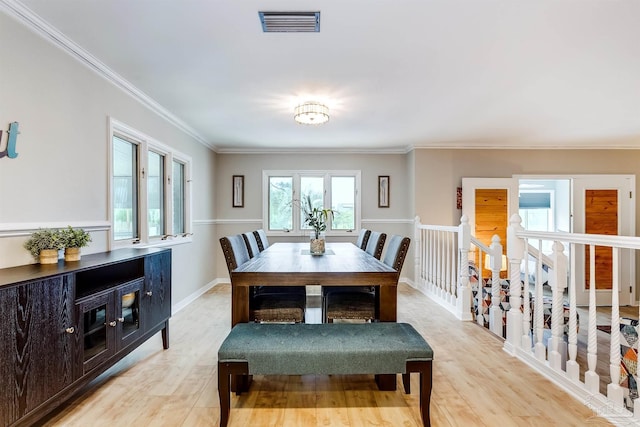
(506, 214, 525, 353)
(457, 215, 472, 321)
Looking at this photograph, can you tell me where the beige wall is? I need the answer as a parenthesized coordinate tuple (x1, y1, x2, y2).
(413, 148, 640, 293)
(0, 13, 218, 306)
(414, 149, 640, 227)
(214, 153, 415, 278)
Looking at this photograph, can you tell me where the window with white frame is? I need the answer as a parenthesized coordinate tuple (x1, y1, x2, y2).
(110, 119, 191, 247)
(263, 170, 360, 236)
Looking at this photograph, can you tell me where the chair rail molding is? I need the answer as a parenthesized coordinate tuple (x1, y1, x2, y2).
(0, 221, 110, 238)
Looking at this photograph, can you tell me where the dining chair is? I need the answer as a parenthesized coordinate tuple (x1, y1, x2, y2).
(355, 228, 371, 250)
(253, 229, 269, 251)
(242, 231, 261, 258)
(365, 231, 386, 260)
(324, 235, 411, 323)
(220, 234, 305, 323)
(321, 228, 374, 312)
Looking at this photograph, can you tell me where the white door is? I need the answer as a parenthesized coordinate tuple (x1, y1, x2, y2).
(572, 175, 635, 306)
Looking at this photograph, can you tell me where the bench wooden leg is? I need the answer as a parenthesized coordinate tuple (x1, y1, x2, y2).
(218, 361, 249, 427)
(402, 372, 411, 394)
(407, 360, 432, 427)
(375, 374, 397, 391)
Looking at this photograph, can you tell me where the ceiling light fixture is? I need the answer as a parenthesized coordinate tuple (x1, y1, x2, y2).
(294, 102, 329, 125)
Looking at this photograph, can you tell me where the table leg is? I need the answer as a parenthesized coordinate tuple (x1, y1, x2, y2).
(378, 284, 397, 322)
(231, 284, 250, 326)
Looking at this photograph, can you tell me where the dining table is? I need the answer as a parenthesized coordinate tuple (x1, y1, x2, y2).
(230, 241, 401, 390)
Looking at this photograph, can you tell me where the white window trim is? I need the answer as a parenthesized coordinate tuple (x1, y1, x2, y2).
(262, 170, 361, 237)
(108, 117, 192, 249)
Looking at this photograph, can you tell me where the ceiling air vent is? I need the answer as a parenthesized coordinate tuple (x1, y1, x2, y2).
(259, 11, 320, 33)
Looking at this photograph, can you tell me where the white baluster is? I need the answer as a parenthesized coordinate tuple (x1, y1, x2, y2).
(635, 301, 640, 417)
(507, 214, 524, 351)
(607, 247, 623, 407)
(414, 217, 421, 287)
(489, 235, 503, 337)
(448, 232, 453, 303)
(548, 241, 567, 371)
(534, 239, 546, 361)
(521, 242, 531, 351)
(566, 242, 580, 381)
(584, 244, 599, 393)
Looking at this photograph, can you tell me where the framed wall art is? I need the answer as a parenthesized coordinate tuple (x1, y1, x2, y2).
(232, 175, 244, 208)
(378, 175, 390, 208)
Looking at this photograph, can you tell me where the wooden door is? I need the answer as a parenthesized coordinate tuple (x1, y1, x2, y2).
(462, 178, 519, 279)
(573, 176, 634, 306)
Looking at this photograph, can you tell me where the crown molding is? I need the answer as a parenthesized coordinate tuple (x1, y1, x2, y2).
(215, 146, 413, 155)
(1, 0, 215, 150)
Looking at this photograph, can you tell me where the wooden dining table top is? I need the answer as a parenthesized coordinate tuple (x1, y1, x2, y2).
(231, 242, 398, 286)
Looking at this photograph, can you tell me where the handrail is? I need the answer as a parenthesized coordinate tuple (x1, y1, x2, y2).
(416, 223, 459, 233)
(470, 236, 492, 254)
(517, 229, 640, 250)
(525, 242, 554, 269)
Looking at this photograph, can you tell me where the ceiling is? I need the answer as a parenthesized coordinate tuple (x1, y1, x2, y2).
(5, 0, 640, 152)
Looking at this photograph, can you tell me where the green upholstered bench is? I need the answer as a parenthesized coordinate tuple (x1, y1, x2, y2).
(218, 322, 434, 427)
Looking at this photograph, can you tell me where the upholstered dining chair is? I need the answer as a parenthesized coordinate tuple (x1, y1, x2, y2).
(321, 228, 374, 312)
(364, 231, 386, 260)
(242, 231, 261, 258)
(253, 229, 269, 251)
(355, 228, 371, 250)
(220, 234, 305, 323)
(324, 235, 411, 323)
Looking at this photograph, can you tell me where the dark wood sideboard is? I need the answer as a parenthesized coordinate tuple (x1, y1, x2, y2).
(0, 248, 172, 426)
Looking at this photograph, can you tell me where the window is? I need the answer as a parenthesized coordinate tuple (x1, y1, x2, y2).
(110, 119, 192, 247)
(263, 170, 360, 236)
(519, 190, 554, 253)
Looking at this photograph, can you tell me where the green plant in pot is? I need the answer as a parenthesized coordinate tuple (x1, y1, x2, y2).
(300, 195, 334, 255)
(60, 226, 92, 261)
(24, 228, 65, 264)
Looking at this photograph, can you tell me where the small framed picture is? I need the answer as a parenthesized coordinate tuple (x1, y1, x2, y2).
(378, 175, 390, 208)
(232, 175, 244, 208)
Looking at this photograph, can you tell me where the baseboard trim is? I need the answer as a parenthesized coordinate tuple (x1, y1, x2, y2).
(172, 279, 225, 315)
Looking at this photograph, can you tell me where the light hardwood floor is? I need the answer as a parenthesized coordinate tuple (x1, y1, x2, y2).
(42, 283, 614, 426)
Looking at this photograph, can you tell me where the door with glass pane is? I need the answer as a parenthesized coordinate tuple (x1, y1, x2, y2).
(77, 292, 114, 373)
(117, 279, 144, 348)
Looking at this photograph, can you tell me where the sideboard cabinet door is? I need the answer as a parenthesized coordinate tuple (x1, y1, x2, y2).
(143, 251, 172, 339)
(0, 276, 75, 426)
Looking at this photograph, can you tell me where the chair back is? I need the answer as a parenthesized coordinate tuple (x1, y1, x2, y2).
(220, 234, 250, 274)
(365, 231, 386, 259)
(254, 229, 269, 251)
(356, 228, 371, 250)
(382, 235, 411, 272)
(243, 231, 261, 258)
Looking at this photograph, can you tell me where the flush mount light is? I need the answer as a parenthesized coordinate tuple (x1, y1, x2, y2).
(294, 102, 329, 125)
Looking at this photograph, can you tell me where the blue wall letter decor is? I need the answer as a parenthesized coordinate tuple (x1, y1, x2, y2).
(0, 122, 20, 159)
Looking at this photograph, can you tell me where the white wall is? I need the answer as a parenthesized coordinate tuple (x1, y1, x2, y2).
(214, 152, 415, 279)
(0, 12, 218, 307)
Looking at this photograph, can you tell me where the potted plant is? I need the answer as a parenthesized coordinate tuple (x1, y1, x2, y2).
(300, 195, 334, 255)
(24, 228, 65, 264)
(60, 226, 92, 261)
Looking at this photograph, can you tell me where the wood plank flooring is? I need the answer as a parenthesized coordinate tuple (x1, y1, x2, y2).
(41, 283, 614, 426)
